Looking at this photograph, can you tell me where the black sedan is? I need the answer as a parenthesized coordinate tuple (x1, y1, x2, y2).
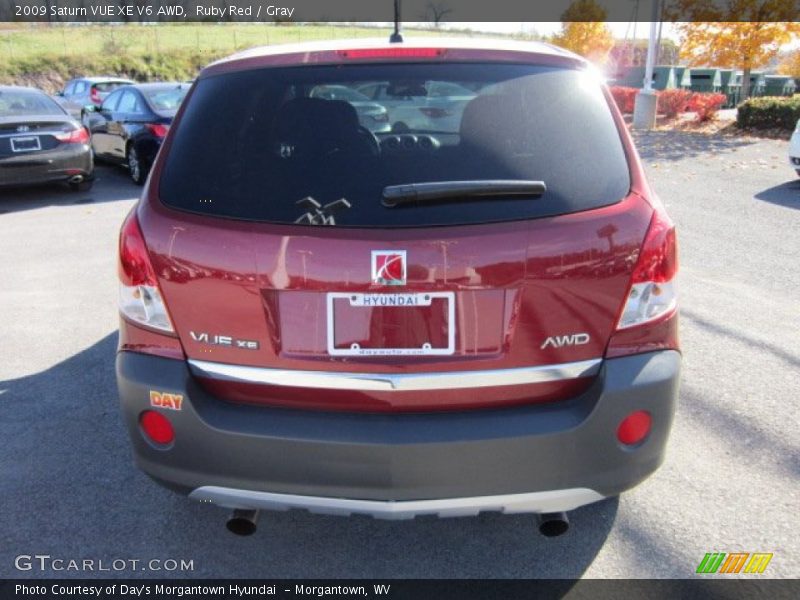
(85, 83, 189, 185)
(0, 86, 93, 191)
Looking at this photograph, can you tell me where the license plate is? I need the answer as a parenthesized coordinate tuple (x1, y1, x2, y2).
(10, 136, 41, 153)
(326, 292, 455, 356)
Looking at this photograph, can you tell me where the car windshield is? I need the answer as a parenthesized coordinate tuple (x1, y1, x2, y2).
(145, 86, 189, 111)
(0, 90, 64, 117)
(160, 63, 630, 228)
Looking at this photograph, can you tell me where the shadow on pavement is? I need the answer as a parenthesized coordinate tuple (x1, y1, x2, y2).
(0, 333, 618, 579)
(632, 130, 756, 162)
(754, 180, 800, 210)
(0, 166, 137, 215)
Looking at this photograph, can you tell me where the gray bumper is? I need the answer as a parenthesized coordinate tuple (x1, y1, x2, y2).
(117, 350, 680, 515)
(0, 144, 93, 187)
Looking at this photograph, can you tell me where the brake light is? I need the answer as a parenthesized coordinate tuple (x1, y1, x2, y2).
(145, 123, 170, 138)
(337, 47, 445, 60)
(118, 211, 174, 333)
(55, 127, 90, 144)
(616, 209, 678, 330)
(140, 410, 174, 446)
(89, 86, 101, 105)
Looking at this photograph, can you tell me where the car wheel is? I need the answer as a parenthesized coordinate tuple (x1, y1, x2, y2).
(127, 145, 148, 186)
(796, 169, 800, 178)
(68, 179, 94, 192)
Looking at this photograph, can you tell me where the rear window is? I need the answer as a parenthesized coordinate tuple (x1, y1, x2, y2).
(160, 63, 630, 228)
(93, 81, 130, 93)
(144, 86, 190, 111)
(0, 90, 65, 117)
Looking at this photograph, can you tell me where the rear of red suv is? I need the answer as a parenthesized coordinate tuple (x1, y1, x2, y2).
(116, 39, 680, 536)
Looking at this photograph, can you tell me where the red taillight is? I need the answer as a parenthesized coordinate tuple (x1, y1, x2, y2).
(140, 410, 174, 446)
(419, 107, 452, 119)
(118, 211, 174, 332)
(119, 212, 157, 287)
(89, 86, 101, 104)
(606, 205, 680, 357)
(55, 127, 90, 144)
(337, 47, 445, 60)
(617, 410, 652, 446)
(630, 210, 678, 285)
(615, 209, 678, 331)
(145, 123, 170, 138)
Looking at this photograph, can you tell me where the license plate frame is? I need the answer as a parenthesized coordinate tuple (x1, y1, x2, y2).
(10, 135, 41, 153)
(326, 291, 455, 356)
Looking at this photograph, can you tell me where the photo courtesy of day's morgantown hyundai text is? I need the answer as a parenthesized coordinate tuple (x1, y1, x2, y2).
(115, 37, 680, 537)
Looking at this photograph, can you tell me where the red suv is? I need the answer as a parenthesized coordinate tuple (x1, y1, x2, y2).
(116, 39, 680, 537)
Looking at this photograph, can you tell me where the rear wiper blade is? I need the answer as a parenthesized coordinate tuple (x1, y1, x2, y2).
(382, 180, 546, 208)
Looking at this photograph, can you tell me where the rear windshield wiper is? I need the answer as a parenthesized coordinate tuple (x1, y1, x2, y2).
(382, 180, 546, 208)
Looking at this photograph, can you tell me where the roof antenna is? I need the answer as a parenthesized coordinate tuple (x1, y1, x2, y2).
(389, 0, 403, 43)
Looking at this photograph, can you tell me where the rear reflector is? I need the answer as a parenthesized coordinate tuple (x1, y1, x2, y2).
(617, 410, 652, 446)
(337, 47, 445, 60)
(118, 211, 174, 333)
(140, 410, 174, 446)
(616, 209, 678, 330)
(55, 127, 90, 144)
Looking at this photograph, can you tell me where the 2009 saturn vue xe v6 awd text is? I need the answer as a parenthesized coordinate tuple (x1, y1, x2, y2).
(115, 38, 680, 537)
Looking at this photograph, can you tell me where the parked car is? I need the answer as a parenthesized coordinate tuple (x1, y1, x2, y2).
(790, 118, 800, 177)
(309, 84, 391, 133)
(116, 39, 680, 537)
(357, 80, 475, 133)
(54, 77, 134, 120)
(85, 82, 190, 184)
(0, 85, 93, 191)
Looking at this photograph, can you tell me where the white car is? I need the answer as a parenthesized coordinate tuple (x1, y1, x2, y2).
(790, 118, 800, 177)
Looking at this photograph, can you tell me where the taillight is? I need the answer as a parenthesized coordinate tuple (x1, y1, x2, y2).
(337, 47, 445, 60)
(419, 107, 452, 119)
(118, 211, 174, 333)
(145, 123, 169, 138)
(89, 86, 101, 104)
(55, 127, 90, 144)
(616, 209, 678, 330)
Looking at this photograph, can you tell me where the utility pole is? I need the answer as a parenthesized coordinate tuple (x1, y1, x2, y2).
(632, 0, 660, 129)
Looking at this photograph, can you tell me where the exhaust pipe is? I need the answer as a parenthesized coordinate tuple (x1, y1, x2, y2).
(537, 512, 569, 537)
(226, 509, 259, 536)
(68, 175, 84, 184)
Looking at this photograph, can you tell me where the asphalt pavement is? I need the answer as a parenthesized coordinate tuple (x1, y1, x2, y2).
(0, 133, 798, 579)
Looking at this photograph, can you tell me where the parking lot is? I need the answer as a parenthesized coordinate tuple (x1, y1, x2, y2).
(0, 131, 798, 578)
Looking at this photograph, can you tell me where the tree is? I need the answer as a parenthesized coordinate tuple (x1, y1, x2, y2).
(550, 0, 614, 65)
(424, 2, 453, 27)
(778, 50, 800, 78)
(671, 1, 800, 99)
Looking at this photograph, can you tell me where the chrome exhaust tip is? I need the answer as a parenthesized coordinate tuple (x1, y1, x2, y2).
(68, 175, 84, 184)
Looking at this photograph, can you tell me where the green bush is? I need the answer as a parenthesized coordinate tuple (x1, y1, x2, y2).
(736, 95, 800, 130)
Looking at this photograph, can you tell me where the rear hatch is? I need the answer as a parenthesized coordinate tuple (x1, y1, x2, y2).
(142, 58, 653, 412)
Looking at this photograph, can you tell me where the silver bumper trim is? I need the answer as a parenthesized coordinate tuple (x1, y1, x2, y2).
(187, 358, 602, 392)
(189, 486, 605, 520)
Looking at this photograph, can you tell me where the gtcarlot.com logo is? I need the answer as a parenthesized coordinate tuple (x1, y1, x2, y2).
(15, 554, 194, 572)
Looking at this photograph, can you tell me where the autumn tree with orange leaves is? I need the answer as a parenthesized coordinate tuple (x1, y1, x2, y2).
(671, 0, 800, 100)
(778, 50, 800, 78)
(551, 0, 614, 65)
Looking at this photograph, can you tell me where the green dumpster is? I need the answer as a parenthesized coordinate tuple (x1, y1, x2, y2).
(689, 68, 722, 93)
(763, 75, 797, 97)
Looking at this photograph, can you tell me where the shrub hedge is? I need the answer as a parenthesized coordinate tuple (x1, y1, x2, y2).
(736, 95, 800, 130)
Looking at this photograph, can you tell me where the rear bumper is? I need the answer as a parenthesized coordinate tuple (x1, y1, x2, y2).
(0, 144, 93, 187)
(117, 350, 680, 516)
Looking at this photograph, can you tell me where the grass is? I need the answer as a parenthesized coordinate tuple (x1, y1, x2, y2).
(0, 23, 502, 91)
